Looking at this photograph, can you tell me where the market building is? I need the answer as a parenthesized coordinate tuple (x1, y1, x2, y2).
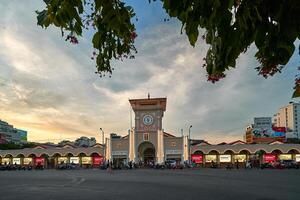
(105, 96, 189, 166)
(190, 140, 300, 167)
(0, 143, 105, 168)
(1, 96, 300, 168)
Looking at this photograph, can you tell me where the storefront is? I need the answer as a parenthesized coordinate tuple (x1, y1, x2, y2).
(70, 157, 80, 164)
(278, 154, 292, 161)
(23, 157, 33, 165)
(81, 156, 92, 167)
(12, 158, 21, 165)
(57, 157, 68, 164)
(1, 158, 11, 165)
(191, 154, 203, 167)
(92, 156, 103, 166)
(34, 157, 45, 166)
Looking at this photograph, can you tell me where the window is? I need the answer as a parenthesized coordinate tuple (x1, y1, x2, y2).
(143, 133, 149, 141)
(117, 143, 122, 148)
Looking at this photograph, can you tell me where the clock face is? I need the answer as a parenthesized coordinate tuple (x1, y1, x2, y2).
(143, 114, 154, 125)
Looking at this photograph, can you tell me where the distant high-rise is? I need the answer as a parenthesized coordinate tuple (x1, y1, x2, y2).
(0, 119, 27, 144)
(274, 102, 300, 139)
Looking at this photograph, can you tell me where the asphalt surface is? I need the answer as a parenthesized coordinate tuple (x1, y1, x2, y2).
(0, 168, 299, 200)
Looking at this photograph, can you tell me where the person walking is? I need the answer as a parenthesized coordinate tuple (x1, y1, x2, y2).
(236, 159, 239, 169)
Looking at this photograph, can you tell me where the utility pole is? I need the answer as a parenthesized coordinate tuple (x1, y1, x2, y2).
(99, 128, 104, 145)
(188, 125, 192, 164)
(100, 128, 106, 162)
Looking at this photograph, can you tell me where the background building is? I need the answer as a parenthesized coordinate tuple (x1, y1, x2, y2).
(0, 119, 27, 144)
(274, 102, 300, 139)
(245, 117, 286, 144)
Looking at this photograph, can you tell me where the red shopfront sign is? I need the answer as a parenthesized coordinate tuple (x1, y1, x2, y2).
(272, 127, 286, 132)
(191, 154, 203, 164)
(263, 154, 276, 163)
(93, 156, 103, 165)
(34, 157, 45, 165)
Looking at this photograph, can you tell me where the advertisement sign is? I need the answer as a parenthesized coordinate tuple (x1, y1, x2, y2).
(234, 155, 246, 162)
(296, 154, 300, 162)
(219, 155, 231, 163)
(278, 154, 292, 160)
(1, 158, 11, 165)
(205, 155, 217, 163)
(263, 154, 276, 163)
(17, 129, 27, 142)
(23, 157, 32, 165)
(12, 158, 21, 165)
(253, 117, 272, 137)
(191, 154, 203, 164)
(81, 157, 92, 164)
(93, 156, 103, 165)
(70, 157, 79, 164)
(34, 157, 45, 165)
(58, 157, 68, 164)
(272, 127, 286, 132)
(252, 128, 272, 138)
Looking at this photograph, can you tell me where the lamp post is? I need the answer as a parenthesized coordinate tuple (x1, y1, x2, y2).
(100, 128, 106, 163)
(99, 128, 104, 145)
(188, 125, 192, 164)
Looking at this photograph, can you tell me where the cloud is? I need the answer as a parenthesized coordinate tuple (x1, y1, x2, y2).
(0, 1, 299, 144)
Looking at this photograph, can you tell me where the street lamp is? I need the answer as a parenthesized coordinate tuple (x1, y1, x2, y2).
(100, 128, 106, 163)
(188, 125, 192, 164)
(99, 128, 104, 145)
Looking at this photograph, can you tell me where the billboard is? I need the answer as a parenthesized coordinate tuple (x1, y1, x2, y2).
(191, 154, 203, 164)
(219, 155, 231, 163)
(252, 127, 286, 139)
(17, 129, 27, 142)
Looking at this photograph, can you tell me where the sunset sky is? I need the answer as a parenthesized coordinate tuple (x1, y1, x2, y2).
(0, 1, 299, 144)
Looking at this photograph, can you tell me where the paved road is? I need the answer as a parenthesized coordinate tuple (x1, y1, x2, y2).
(0, 168, 299, 200)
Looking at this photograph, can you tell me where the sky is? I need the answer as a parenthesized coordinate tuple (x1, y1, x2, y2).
(0, 1, 299, 144)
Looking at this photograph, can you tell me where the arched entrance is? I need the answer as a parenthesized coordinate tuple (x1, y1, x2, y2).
(138, 142, 156, 163)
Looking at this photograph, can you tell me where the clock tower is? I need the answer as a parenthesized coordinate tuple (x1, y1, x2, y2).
(129, 96, 166, 163)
